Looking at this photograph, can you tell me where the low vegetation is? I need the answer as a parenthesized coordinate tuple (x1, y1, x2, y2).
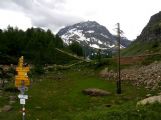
(121, 41, 161, 56)
(0, 63, 160, 120)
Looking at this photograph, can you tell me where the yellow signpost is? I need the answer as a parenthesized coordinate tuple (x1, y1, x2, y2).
(15, 56, 30, 87)
(15, 56, 30, 120)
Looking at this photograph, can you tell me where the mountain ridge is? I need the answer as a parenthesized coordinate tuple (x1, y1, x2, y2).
(121, 11, 161, 56)
(57, 21, 131, 52)
(136, 11, 161, 42)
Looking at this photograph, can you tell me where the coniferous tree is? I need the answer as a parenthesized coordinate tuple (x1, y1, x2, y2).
(0, 26, 64, 64)
(69, 41, 83, 56)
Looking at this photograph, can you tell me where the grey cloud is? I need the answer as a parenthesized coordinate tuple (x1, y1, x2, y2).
(0, 0, 83, 32)
(13, 0, 34, 9)
(0, 0, 20, 10)
(30, 11, 83, 33)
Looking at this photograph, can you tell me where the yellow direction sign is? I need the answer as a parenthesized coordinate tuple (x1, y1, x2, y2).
(15, 56, 30, 87)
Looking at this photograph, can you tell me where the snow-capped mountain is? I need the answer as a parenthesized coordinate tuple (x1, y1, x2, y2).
(57, 21, 131, 50)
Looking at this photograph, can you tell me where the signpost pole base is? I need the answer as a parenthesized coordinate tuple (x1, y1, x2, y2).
(22, 104, 25, 120)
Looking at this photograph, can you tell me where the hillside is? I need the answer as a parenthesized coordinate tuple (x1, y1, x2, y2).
(121, 11, 161, 56)
(0, 26, 80, 65)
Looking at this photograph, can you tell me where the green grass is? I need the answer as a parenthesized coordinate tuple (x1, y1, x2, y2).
(74, 103, 161, 120)
(141, 54, 161, 65)
(121, 41, 161, 56)
(0, 68, 160, 120)
(121, 42, 149, 56)
(55, 49, 80, 64)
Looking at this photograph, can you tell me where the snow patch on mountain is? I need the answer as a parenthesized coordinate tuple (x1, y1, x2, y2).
(101, 33, 109, 39)
(98, 40, 103, 44)
(108, 44, 115, 48)
(86, 30, 94, 33)
(90, 44, 100, 49)
(57, 21, 131, 51)
(61, 28, 91, 44)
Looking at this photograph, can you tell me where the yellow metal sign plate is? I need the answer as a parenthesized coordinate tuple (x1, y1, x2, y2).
(15, 56, 30, 87)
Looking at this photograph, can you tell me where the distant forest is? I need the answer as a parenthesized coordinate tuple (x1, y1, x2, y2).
(0, 26, 84, 65)
(0, 26, 64, 64)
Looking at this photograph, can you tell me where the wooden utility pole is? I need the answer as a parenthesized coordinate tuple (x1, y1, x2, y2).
(117, 23, 121, 94)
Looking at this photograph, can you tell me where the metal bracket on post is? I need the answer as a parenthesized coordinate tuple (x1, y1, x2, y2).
(18, 80, 28, 120)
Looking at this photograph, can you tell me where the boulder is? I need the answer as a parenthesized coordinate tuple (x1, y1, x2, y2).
(9, 101, 16, 105)
(9, 96, 17, 101)
(99, 68, 108, 78)
(35, 106, 41, 109)
(158, 92, 161, 95)
(146, 94, 152, 98)
(137, 95, 161, 106)
(2, 105, 12, 112)
(100, 61, 161, 90)
(82, 88, 111, 96)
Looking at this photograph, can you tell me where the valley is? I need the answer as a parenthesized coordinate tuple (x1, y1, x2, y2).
(0, 10, 161, 120)
(0, 63, 161, 120)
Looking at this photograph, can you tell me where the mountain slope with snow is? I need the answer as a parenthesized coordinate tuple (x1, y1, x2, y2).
(57, 21, 131, 51)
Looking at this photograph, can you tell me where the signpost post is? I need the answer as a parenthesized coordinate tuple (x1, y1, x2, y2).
(15, 56, 30, 120)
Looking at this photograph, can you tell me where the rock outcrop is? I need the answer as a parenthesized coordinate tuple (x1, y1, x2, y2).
(101, 61, 161, 90)
(137, 95, 161, 106)
(82, 88, 111, 96)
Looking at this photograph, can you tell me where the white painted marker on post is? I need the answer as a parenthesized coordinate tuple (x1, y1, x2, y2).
(18, 94, 28, 99)
(20, 99, 26, 105)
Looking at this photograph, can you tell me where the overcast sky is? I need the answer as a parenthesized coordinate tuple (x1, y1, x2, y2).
(0, 0, 160, 40)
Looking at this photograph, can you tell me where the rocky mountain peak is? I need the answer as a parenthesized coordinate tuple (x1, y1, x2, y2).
(149, 11, 161, 25)
(57, 21, 131, 54)
(137, 11, 161, 42)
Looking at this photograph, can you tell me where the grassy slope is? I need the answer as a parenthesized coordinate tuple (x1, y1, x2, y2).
(0, 48, 80, 65)
(0, 67, 161, 120)
(121, 41, 161, 57)
(54, 49, 80, 65)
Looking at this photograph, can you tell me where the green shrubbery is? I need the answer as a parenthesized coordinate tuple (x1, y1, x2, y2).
(141, 54, 161, 65)
(30, 65, 45, 75)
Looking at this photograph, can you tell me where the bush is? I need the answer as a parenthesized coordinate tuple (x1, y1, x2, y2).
(141, 54, 161, 65)
(91, 58, 117, 70)
(31, 65, 45, 75)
